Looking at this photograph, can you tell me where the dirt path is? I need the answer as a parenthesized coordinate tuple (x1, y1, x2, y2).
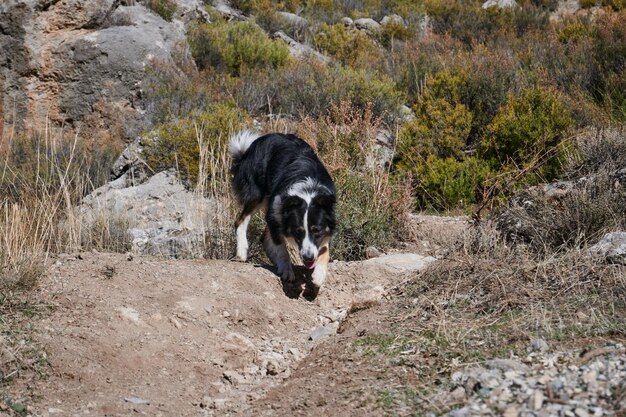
(5, 245, 437, 416)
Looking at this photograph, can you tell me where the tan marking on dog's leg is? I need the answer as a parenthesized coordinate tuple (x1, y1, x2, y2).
(263, 227, 295, 282)
(234, 200, 263, 261)
(311, 236, 331, 288)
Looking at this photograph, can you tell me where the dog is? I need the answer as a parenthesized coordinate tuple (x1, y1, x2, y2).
(229, 130, 336, 289)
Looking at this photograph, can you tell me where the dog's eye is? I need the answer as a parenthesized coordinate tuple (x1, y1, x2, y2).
(310, 226, 320, 233)
(295, 227, 305, 238)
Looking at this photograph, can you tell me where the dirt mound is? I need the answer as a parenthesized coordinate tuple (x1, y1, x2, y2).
(4, 249, 436, 416)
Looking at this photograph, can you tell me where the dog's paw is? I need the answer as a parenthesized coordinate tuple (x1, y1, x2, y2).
(236, 244, 248, 262)
(278, 265, 295, 283)
(311, 266, 327, 288)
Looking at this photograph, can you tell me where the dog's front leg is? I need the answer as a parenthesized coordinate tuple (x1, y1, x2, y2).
(311, 236, 331, 288)
(263, 228, 295, 282)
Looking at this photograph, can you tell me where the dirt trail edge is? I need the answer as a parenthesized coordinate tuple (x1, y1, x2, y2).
(17, 248, 436, 416)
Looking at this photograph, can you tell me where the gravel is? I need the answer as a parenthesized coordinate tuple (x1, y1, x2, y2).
(444, 343, 626, 417)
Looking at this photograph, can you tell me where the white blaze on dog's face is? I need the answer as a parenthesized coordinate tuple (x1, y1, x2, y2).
(282, 179, 335, 269)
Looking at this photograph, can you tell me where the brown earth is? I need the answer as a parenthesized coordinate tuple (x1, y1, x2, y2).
(1, 215, 470, 416)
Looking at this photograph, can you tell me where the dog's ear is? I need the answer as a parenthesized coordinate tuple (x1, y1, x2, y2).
(313, 193, 336, 211)
(283, 195, 305, 211)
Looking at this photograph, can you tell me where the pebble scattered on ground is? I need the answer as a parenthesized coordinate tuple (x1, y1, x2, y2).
(441, 342, 626, 417)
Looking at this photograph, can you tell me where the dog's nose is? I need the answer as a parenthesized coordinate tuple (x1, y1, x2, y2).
(302, 253, 315, 263)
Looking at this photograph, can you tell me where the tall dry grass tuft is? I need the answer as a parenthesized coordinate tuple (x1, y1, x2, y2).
(0, 122, 122, 294)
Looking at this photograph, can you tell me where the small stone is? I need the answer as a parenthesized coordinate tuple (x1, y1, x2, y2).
(126, 252, 133, 261)
(486, 358, 530, 373)
(503, 405, 520, 417)
(223, 370, 245, 385)
(210, 398, 228, 410)
(530, 390, 544, 410)
(530, 338, 549, 352)
(204, 305, 213, 314)
(169, 317, 182, 329)
(266, 360, 279, 376)
(124, 397, 150, 405)
(365, 246, 382, 258)
(48, 408, 64, 414)
(309, 325, 335, 342)
(449, 386, 466, 402)
(575, 408, 590, 417)
(222, 311, 231, 318)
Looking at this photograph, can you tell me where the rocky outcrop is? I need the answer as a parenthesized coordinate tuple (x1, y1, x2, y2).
(80, 169, 218, 258)
(482, 0, 519, 9)
(590, 232, 626, 265)
(273, 31, 330, 63)
(0, 0, 192, 138)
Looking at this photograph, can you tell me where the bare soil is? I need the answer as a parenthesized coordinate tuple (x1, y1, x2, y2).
(3, 240, 437, 416)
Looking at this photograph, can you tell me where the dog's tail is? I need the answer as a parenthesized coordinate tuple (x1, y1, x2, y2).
(229, 130, 261, 161)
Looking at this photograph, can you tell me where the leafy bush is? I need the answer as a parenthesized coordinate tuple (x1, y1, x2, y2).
(313, 23, 383, 66)
(236, 58, 404, 123)
(413, 156, 492, 212)
(143, 102, 248, 190)
(146, 0, 177, 22)
(481, 86, 572, 180)
(187, 20, 290, 75)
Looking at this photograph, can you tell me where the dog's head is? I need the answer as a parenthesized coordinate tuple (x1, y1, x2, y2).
(281, 191, 336, 269)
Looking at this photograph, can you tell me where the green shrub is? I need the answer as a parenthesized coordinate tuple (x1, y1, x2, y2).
(239, 59, 404, 123)
(332, 169, 404, 261)
(414, 156, 492, 212)
(481, 86, 572, 179)
(143, 102, 248, 190)
(395, 71, 473, 168)
(146, 0, 177, 21)
(188, 20, 290, 76)
(313, 23, 383, 66)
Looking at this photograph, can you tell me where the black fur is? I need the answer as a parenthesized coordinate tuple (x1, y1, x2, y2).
(231, 133, 336, 249)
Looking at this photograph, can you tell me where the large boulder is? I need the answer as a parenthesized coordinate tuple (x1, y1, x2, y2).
(79, 169, 219, 258)
(0, 0, 192, 139)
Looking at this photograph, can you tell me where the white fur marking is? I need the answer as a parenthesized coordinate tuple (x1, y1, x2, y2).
(287, 177, 331, 204)
(236, 216, 251, 261)
(311, 263, 327, 287)
(229, 130, 261, 158)
(301, 208, 319, 262)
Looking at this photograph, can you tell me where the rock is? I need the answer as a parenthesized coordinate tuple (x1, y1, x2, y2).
(352, 284, 386, 309)
(575, 408, 590, 417)
(223, 370, 246, 385)
(309, 325, 335, 342)
(363, 253, 437, 274)
(530, 390, 544, 410)
(124, 396, 150, 405)
(266, 360, 279, 376)
(354, 18, 381, 31)
(380, 14, 406, 27)
(79, 169, 218, 258)
(211, 0, 247, 20)
(550, 0, 581, 22)
(486, 358, 531, 373)
(482, 0, 519, 8)
(365, 246, 382, 258)
(340, 17, 354, 26)
(273, 31, 330, 63)
(0, 1, 191, 139)
(590, 232, 626, 265)
(110, 138, 148, 182)
(530, 338, 549, 353)
(277, 11, 307, 27)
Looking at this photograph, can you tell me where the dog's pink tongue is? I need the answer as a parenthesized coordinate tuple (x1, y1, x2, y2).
(303, 260, 316, 270)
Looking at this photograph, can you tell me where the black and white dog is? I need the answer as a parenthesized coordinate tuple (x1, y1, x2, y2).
(230, 130, 336, 289)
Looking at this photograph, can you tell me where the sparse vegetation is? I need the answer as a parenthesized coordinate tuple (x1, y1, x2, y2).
(146, 0, 177, 22)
